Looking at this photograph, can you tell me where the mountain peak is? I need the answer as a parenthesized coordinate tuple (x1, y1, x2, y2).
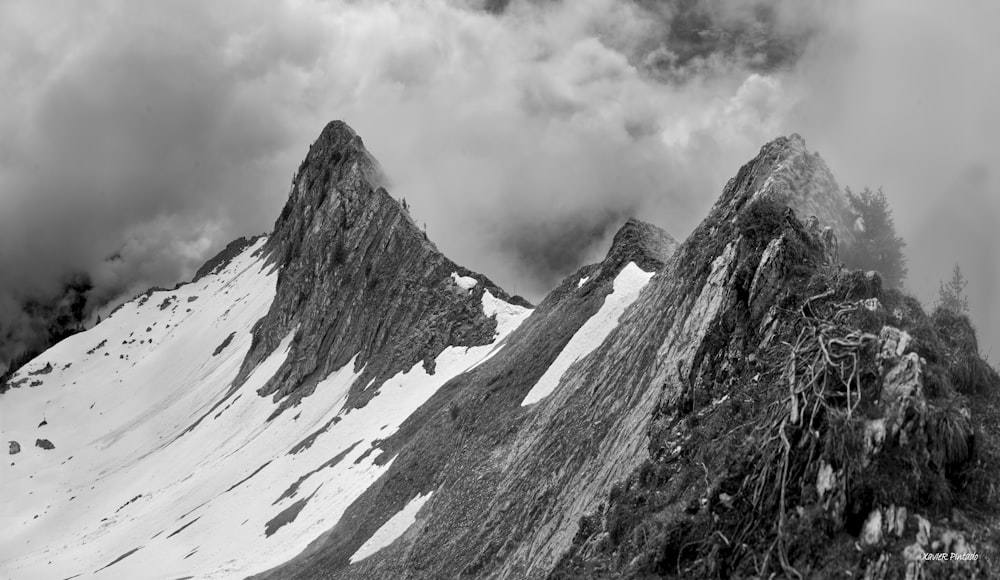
(304, 120, 383, 186)
(714, 133, 853, 244)
(263, 120, 394, 270)
(236, 121, 526, 414)
(603, 217, 678, 274)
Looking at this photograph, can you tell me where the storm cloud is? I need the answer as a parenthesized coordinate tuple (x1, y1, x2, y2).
(1, 0, 997, 366)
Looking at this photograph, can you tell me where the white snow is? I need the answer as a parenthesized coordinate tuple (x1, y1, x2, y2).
(0, 240, 532, 580)
(521, 262, 653, 406)
(482, 289, 532, 337)
(450, 272, 478, 291)
(577, 276, 590, 288)
(348, 492, 433, 563)
(464, 290, 533, 372)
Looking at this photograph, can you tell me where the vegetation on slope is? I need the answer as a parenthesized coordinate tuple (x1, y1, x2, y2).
(551, 198, 1000, 579)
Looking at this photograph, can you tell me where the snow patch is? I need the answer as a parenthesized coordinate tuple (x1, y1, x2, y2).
(450, 272, 478, 291)
(577, 276, 590, 288)
(348, 492, 433, 563)
(521, 262, 653, 406)
(482, 290, 532, 337)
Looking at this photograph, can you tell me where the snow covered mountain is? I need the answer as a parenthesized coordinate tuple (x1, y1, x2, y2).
(3, 123, 998, 579)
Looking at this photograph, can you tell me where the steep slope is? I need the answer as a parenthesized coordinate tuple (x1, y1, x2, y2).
(235, 121, 529, 416)
(251, 213, 679, 580)
(230, 138, 758, 579)
(0, 123, 532, 580)
(545, 143, 1000, 576)
(251, 135, 844, 580)
(4, 124, 996, 580)
(254, 135, 998, 580)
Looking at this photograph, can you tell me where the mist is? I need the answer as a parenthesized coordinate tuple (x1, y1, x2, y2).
(1, 0, 997, 366)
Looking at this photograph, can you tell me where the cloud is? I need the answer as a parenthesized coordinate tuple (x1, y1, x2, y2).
(784, 0, 1000, 359)
(1, 0, 997, 363)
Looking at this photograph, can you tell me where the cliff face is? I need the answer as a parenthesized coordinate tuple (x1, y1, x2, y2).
(237, 121, 528, 414)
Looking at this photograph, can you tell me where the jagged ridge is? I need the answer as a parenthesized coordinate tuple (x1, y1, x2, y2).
(6, 124, 996, 580)
(235, 121, 529, 413)
(251, 205, 680, 580)
(255, 133, 998, 580)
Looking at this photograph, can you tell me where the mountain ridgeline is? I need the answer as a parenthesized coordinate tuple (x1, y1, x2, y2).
(2, 122, 997, 580)
(236, 121, 529, 415)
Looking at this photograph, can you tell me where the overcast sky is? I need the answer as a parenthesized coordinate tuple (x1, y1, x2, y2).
(1, 0, 998, 362)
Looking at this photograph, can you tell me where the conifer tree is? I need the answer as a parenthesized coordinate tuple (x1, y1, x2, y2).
(841, 187, 908, 289)
(938, 263, 970, 314)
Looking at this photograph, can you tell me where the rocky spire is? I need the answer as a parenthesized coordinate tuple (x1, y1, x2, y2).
(262, 121, 386, 269)
(235, 121, 527, 414)
(602, 217, 678, 274)
(708, 133, 854, 247)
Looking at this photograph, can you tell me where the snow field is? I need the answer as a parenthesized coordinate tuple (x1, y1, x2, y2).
(0, 240, 532, 580)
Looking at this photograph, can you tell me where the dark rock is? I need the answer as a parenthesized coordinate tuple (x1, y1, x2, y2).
(8, 441, 20, 455)
(35, 439, 54, 450)
(601, 217, 678, 275)
(28, 363, 53, 376)
(192, 236, 262, 282)
(233, 121, 529, 413)
(213, 333, 236, 357)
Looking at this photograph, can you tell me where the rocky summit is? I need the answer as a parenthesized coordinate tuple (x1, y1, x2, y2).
(1, 122, 998, 580)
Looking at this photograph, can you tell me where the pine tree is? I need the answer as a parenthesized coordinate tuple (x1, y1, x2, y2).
(841, 187, 908, 289)
(938, 263, 970, 314)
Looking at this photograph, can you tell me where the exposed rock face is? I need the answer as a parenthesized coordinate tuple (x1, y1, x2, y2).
(600, 217, 678, 275)
(8, 441, 20, 455)
(252, 208, 679, 580)
(192, 236, 262, 282)
(35, 439, 54, 450)
(252, 136, 842, 579)
(544, 141, 1000, 577)
(234, 121, 528, 413)
(7, 122, 995, 579)
(743, 134, 855, 245)
(255, 133, 998, 580)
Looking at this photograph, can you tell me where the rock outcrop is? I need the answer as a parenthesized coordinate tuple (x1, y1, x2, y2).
(601, 217, 678, 275)
(192, 236, 262, 282)
(8, 441, 20, 455)
(234, 121, 529, 414)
